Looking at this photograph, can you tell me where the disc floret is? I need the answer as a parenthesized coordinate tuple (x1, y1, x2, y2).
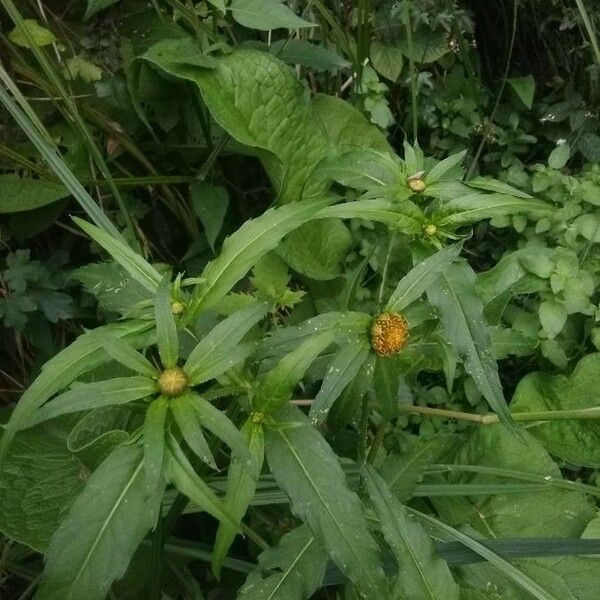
(158, 367, 189, 397)
(370, 312, 409, 357)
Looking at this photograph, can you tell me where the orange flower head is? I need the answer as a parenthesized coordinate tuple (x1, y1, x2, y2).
(158, 367, 189, 397)
(370, 312, 409, 357)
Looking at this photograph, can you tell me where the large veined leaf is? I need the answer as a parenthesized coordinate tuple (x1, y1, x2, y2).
(0, 425, 84, 552)
(213, 421, 265, 578)
(427, 262, 513, 429)
(36, 445, 163, 600)
(511, 353, 600, 467)
(238, 525, 327, 600)
(309, 342, 370, 425)
(386, 243, 463, 312)
(145, 47, 329, 203)
(0, 175, 69, 213)
(188, 197, 331, 316)
(265, 405, 390, 599)
(0, 320, 154, 468)
(230, 0, 316, 31)
(435, 194, 551, 228)
(363, 465, 459, 600)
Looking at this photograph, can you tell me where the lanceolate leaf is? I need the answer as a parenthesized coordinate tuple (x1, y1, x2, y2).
(427, 262, 514, 430)
(255, 330, 335, 414)
(155, 275, 179, 368)
(386, 243, 463, 312)
(95, 332, 156, 378)
(265, 405, 390, 599)
(28, 376, 156, 427)
(0, 320, 154, 468)
(425, 150, 466, 184)
(213, 420, 265, 578)
(238, 525, 327, 600)
(309, 342, 370, 425)
(143, 396, 168, 492)
(189, 197, 332, 316)
(362, 465, 459, 600)
(36, 445, 163, 600)
(74, 217, 162, 293)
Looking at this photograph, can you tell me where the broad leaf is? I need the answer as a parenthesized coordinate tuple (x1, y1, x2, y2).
(141, 38, 217, 79)
(363, 465, 459, 600)
(508, 75, 535, 109)
(386, 243, 463, 312)
(191, 182, 229, 252)
(230, 0, 316, 31)
(84, 0, 121, 20)
(238, 525, 327, 600)
(265, 405, 389, 599)
(213, 420, 264, 577)
(427, 262, 513, 428)
(36, 445, 162, 600)
(269, 40, 349, 72)
(0, 175, 69, 213)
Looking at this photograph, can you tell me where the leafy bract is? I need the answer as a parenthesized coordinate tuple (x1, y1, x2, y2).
(238, 525, 327, 600)
(511, 353, 600, 467)
(363, 465, 459, 600)
(265, 405, 390, 599)
(36, 445, 162, 600)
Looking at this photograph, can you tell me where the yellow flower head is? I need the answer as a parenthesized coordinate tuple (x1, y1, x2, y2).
(370, 312, 409, 357)
(158, 367, 189, 397)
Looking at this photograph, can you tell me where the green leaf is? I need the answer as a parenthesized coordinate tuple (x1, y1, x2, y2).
(36, 445, 162, 600)
(74, 217, 162, 293)
(370, 41, 403, 81)
(312, 94, 391, 153)
(548, 144, 570, 169)
(238, 525, 327, 600)
(149, 49, 328, 203)
(165, 434, 239, 528)
(0, 425, 85, 552)
(155, 275, 179, 368)
(213, 421, 265, 578)
(269, 40, 349, 72)
(426, 150, 467, 184)
(28, 376, 156, 427)
(265, 405, 390, 599)
(436, 194, 551, 228)
(538, 299, 567, 339)
(141, 38, 217, 78)
(84, 0, 121, 19)
(466, 177, 532, 199)
(363, 465, 459, 600)
(0, 175, 69, 213)
(171, 397, 217, 470)
(511, 354, 600, 467)
(386, 243, 463, 312)
(230, 0, 316, 31)
(184, 303, 268, 384)
(278, 218, 352, 280)
(95, 332, 156, 378)
(189, 197, 331, 315)
(255, 330, 335, 414)
(143, 396, 168, 492)
(398, 29, 449, 63)
(191, 182, 229, 252)
(316, 198, 426, 234)
(578, 132, 600, 162)
(508, 75, 536, 109)
(309, 342, 370, 425)
(9, 19, 56, 47)
(427, 262, 514, 429)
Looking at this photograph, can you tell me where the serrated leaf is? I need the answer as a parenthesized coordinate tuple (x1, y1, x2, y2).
(386, 243, 463, 312)
(238, 525, 327, 600)
(213, 420, 264, 578)
(230, 0, 316, 31)
(155, 275, 179, 368)
(36, 445, 162, 600)
(278, 218, 352, 280)
(189, 197, 331, 314)
(363, 465, 459, 600)
(255, 330, 335, 414)
(511, 353, 600, 467)
(143, 396, 168, 491)
(0, 425, 85, 552)
(74, 217, 162, 293)
(0, 175, 69, 213)
(265, 405, 390, 599)
(309, 343, 370, 425)
(427, 262, 514, 429)
(28, 376, 156, 427)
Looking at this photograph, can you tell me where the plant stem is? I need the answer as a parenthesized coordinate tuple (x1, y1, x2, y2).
(402, 0, 418, 143)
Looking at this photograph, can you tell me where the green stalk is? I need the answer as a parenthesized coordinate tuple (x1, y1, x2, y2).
(402, 0, 418, 143)
(575, 0, 600, 66)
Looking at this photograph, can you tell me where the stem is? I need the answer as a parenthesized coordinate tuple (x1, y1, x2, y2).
(402, 0, 418, 143)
